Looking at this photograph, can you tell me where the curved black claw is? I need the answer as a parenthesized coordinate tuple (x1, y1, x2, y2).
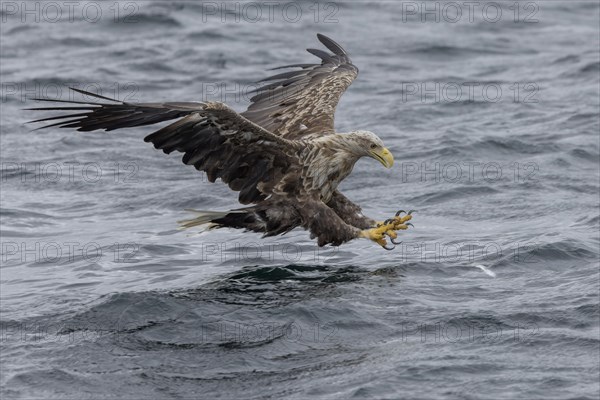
(396, 209, 416, 216)
(390, 237, 402, 245)
(405, 222, 414, 228)
(382, 243, 395, 251)
(384, 218, 395, 225)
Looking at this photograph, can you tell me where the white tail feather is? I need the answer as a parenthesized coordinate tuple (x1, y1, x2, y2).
(177, 209, 228, 230)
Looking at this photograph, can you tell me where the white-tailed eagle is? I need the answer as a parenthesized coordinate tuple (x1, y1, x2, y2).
(27, 34, 413, 249)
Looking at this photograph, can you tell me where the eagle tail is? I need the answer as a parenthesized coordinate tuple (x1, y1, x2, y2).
(177, 209, 229, 230)
(178, 209, 264, 232)
(178, 206, 297, 236)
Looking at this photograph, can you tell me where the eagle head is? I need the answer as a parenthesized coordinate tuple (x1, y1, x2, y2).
(346, 130, 394, 169)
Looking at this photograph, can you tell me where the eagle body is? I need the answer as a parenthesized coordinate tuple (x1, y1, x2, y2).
(28, 34, 413, 249)
(281, 135, 360, 202)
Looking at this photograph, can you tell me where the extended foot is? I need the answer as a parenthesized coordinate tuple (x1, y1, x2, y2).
(381, 209, 414, 230)
(360, 223, 396, 250)
(366, 210, 415, 250)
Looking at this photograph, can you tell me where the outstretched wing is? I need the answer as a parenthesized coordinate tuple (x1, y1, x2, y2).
(241, 33, 358, 140)
(27, 89, 297, 204)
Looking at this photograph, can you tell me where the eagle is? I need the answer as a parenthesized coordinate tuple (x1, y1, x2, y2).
(27, 34, 413, 250)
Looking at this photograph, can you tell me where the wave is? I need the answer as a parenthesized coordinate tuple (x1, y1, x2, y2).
(569, 148, 600, 162)
(579, 61, 600, 75)
(407, 44, 509, 58)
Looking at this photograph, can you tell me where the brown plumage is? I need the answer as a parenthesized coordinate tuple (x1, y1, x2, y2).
(242, 33, 358, 139)
(26, 34, 409, 248)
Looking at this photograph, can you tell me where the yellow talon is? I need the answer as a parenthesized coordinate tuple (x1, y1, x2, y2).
(360, 224, 392, 247)
(375, 214, 412, 229)
(366, 211, 415, 249)
(394, 214, 412, 225)
(400, 214, 412, 223)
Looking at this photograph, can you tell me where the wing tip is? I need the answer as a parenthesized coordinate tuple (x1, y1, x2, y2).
(316, 33, 347, 56)
(68, 87, 121, 102)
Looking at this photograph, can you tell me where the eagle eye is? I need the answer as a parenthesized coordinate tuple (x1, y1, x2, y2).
(370, 143, 377, 149)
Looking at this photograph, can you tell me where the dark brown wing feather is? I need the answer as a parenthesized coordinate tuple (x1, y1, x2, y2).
(26, 88, 203, 131)
(241, 34, 358, 140)
(27, 89, 297, 204)
(144, 105, 296, 204)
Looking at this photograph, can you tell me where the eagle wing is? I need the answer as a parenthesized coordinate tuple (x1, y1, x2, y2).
(27, 88, 297, 204)
(241, 33, 358, 140)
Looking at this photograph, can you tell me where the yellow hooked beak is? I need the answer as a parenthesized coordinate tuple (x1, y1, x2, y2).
(370, 147, 394, 169)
